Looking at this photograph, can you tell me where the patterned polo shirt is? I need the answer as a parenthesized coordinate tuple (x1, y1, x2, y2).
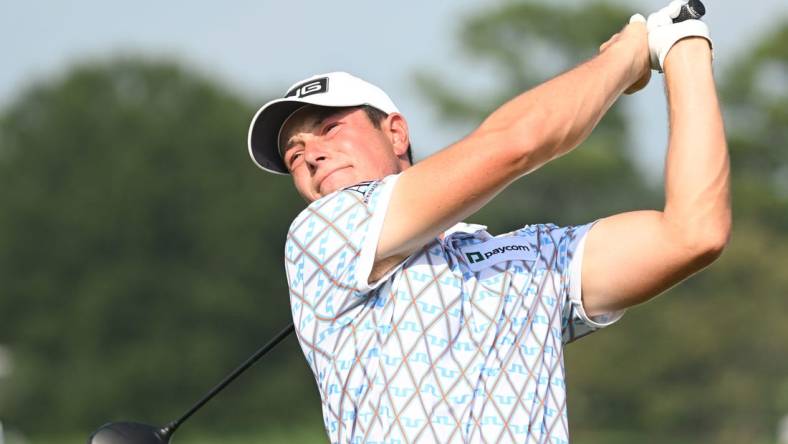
(284, 174, 623, 443)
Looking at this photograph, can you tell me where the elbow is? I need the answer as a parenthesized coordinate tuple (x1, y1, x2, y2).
(693, 233, 728, 268)
(503, 117, 555, 174)
(665, 197, 732, 268)
(476, 104, 555, 174)
(467, 128, 534, 177)
(683, 217, 732, 268)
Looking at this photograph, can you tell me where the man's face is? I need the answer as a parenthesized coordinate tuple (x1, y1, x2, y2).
(280, 105, 408, 202)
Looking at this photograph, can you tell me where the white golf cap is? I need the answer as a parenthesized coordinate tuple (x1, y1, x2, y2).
(247, 72, 400, 175)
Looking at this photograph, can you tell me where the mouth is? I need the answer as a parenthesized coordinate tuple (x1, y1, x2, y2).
(316, 166, 349, 194)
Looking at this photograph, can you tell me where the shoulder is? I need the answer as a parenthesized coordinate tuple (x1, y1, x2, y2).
(495, 223, 595, 266)
(508, 222, 593, 244)
(338, 180, 384, 205)
(289, 180, 379, 227)
(286, 175, 400, 250)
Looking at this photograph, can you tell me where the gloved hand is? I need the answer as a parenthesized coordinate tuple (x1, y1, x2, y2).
(644, 0, 713, 72)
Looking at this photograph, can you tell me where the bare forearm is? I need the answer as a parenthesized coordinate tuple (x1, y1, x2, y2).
(476, 39, 642, 172)
(663, 38, 731, 249)
(376, 25, 650, 264)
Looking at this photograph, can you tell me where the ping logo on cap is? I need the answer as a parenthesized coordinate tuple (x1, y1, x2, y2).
(285, 77, 328, 98)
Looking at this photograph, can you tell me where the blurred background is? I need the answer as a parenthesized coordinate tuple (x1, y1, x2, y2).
(1, 0, 786, 443)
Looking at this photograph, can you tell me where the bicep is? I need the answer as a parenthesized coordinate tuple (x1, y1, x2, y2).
(581, 210, 711, 317)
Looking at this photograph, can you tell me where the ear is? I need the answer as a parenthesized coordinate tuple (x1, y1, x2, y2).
(383, 113, 410, 157)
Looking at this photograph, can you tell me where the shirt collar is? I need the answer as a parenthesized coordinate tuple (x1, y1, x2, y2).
(443, 222, 488, 237)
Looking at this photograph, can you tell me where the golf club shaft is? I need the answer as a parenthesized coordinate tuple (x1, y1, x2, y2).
(160, 322, 296, 437)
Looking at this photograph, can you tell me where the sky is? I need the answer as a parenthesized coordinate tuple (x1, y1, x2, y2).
(1, 0, 786, 180)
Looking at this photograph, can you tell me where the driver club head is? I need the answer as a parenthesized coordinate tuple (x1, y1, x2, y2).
(87, 323, 296, 444)
(88, 422, 171, 444)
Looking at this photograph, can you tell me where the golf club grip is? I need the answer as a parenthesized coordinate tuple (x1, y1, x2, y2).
(673, 0, 705, 22)
(161, 322, 296, 436)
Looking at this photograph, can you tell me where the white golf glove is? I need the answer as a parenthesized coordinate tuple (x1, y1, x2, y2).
(638, 0, 713, 72)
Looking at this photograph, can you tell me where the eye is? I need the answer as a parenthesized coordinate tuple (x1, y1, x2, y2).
(323, 122, 340, 135)
(287, 151, 303, 169)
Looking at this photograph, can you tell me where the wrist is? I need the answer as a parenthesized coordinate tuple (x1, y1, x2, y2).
(605, 37, 650, 91)
(663, 37, 713, 73)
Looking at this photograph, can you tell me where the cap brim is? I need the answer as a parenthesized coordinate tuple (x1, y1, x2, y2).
(248, 89, 398, 175)
(247, 99, 311, 175)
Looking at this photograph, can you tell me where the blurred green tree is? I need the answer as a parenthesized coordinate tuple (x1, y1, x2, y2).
(418, 1, 788, 443)
(0, 3, 785, 443)
(0, 58, 322, 437)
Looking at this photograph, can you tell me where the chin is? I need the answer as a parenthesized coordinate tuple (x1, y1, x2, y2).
(319, 183, 344, 197)
(320, 169, 357, 196)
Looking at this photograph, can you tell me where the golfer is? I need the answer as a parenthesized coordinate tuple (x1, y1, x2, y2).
(247, 2, 730, 442)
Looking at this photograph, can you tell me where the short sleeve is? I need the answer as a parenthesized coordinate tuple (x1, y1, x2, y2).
(562, 221, 626, 344)
(284, 174, 400, 325)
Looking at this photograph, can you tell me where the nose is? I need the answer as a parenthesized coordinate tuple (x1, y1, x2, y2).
(303, 138, 329, 172)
